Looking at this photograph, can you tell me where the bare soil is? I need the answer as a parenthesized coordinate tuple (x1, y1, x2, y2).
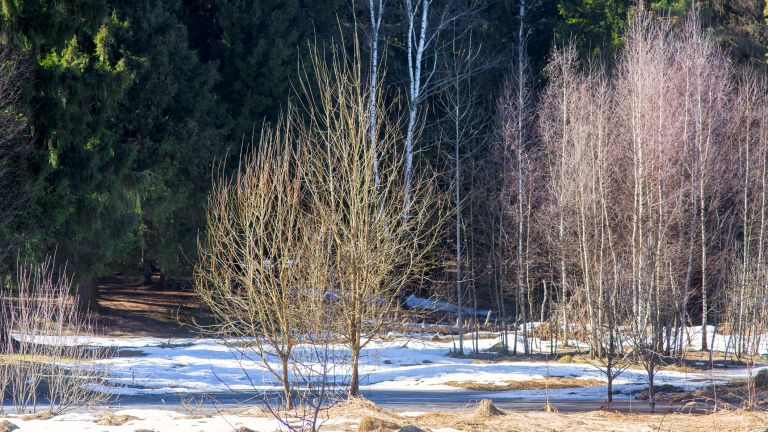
(93, 275, 204, 337)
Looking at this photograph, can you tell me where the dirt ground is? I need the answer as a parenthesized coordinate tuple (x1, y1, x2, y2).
(94, 275, 202, 337)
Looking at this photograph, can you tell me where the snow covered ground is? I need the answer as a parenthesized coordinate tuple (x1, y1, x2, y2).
(3, 409, 298, 432)
(57, 326, 756, 400)
(0, 326, 763, 431)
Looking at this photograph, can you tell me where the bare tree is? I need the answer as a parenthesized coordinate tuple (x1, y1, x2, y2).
(439, 25, 484, 356)
(363, 0, 384, 185)
(534, 11, 738, 407)
(0, 257, 110, 414)
(496, 31, 536, 355)
(676, 16, 732, 352)
(539, 43, 579, 346)
(195, 110, 325, 411)
(299, 37, 444, 397)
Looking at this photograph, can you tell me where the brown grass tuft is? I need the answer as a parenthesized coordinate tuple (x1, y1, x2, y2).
(357, 416, 401, 431)
(472, 399, 505, 418)
(19, 411, 53, 421)
(445, 377, 603, 391)
(95, 413, 139, 426)
(339, 396, 391, 415)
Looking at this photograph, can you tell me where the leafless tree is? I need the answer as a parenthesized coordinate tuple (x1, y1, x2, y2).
(532, 11, 740, 407)
(195, 108, 333, 411)
(539, 42, 579, 346)
(438, 24, 484, 356)
(0, 257, 110, 414)
(400, 0, 482, 212)
(299, 38, 444, 397)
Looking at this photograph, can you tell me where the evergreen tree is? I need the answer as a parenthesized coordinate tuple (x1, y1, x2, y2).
(3, 2, 136, 308)
(110, 0, 227, 281)
(183, 0, 342, 141)
(556, 0, 627, 58)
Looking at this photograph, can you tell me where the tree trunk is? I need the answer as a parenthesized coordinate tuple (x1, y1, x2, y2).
(77, 276, 100, 312)
(349, 346, 360, 398)
(701, 195, 708, 352)
(455, 69, 464, 356)
(0, 311, 16, 354)
(647, 362, 656, 412)
(282, 356, 294, 410)
(607, 368, 613, 404)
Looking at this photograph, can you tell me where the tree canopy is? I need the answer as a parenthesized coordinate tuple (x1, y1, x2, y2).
(0, 0, 763, 299)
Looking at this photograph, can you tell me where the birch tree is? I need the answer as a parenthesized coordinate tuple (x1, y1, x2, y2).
(539, 43, 579, 345)
(364, 0, 384, 184)
(496, 3, 536, 353)
(401, 0, 479, 211)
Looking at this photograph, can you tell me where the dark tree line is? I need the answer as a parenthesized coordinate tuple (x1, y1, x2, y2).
(0, 0, 763, 309)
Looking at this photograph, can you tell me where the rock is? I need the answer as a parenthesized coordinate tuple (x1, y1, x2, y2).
(0, 420, 18, 432)
(235, 427, 255, 432)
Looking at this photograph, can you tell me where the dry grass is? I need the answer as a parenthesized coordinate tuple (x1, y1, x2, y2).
(0, 353, 91, 365)
(755, 369, 768, 389)
(661, 379, 768, 408)
(19, 411, 53, 421)
(444, 377, 604, 391)
(460, 345, 757, 377)
(0, 420, 18, 432)
(472, 399, 505, 418)
(95, 413, 139, 426)
(233, 397, 768, 432)
(357, 416, 401, 431)
(466, 409, 768, 432)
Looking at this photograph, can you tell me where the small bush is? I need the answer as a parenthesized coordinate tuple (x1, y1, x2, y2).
(0, 258, 111, 414)
(754, 369, 768, 389)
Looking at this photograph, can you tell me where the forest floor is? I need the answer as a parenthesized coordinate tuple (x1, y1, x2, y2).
(94, 275, 202, 337)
